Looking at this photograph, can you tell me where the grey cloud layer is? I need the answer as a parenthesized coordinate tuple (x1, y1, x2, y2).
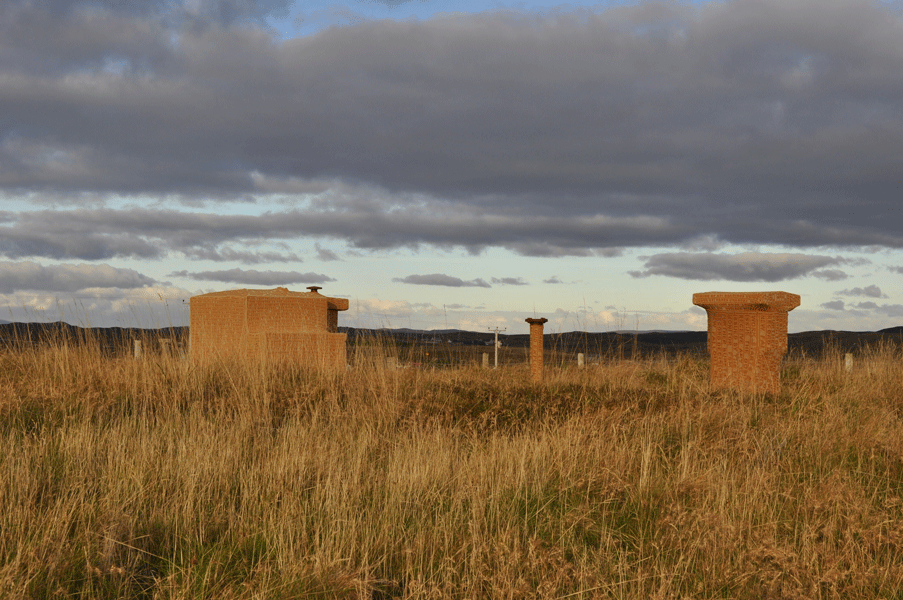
(171, 268, 336, 286)
(821, 299, 903, 317)
(491, 277, 527, 286)
(630, 252, 854, 281)
(180, 246, 303, 264)
(0, 260, 156, 293)
(0, 206, 687, 260)
(836, 285, 887, 298)
(3, 0, 903, 255)
(5, 205, 898, 267)
(314, 243, 341, 262)
(393, 274, 491, 288)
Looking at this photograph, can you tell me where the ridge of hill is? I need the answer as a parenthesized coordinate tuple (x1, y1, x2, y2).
(1, 322, 900, 359)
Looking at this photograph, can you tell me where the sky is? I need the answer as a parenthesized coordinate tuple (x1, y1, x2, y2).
(1, 0, 903, 334)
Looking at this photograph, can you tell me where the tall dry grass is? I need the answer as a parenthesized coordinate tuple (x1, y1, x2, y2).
(1, 332, 903, 599)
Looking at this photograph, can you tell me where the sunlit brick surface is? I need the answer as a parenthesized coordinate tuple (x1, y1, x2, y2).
(525, 318, 548, 383)
(692, 291, 800, 394)
(190, 287, 349, 370)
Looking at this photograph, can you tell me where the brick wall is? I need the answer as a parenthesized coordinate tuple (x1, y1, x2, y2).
(189, 295, 248, 361)
(525, 317, 548, 383)
(693, 291, 800, 394)
(247, 296, 327, 334)
(250, 332, 348, 367)
(190, 287, 347, 370)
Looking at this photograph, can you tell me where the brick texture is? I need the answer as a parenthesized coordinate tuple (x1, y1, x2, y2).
(692, 291, 800, 394)
(525, 318, 548, 383)
(190, 287, 349, 370)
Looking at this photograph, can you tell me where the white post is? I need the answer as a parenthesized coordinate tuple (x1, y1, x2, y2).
(844, 353, 853, 374)
(482, 353, 489, 369)
(578, 353, 585, 368)
(386, 356, 397, 370)
(493, 327, 499, 369)
(133, 339, 142, 358)
(486, 326, 506, 368)
(494, 328, 499, 368)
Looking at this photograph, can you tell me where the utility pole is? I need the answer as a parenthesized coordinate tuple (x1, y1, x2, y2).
(488, 326, 506, 368)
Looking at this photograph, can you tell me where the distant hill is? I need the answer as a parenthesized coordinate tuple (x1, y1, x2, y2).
(0, 322, 187, 355)
(0, 321, 900, 359)
(344, 326, 903, 358)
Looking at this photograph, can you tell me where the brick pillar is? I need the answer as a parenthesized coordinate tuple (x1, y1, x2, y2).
(525, 317, 548, 383)
(692, 292, 800, 394)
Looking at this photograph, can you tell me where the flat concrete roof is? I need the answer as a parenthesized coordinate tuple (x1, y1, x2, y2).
(191, 287, 349, 311)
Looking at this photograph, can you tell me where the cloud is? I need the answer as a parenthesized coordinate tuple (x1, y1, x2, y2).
(315, 243, 341, 262)
(171, 268, 336, 286)
(4, 0, 299, 27)
(824, 299, 903, 318)
(811, 269, 848, 281)
(0, 260, 156, 293)
(0, 284, 192, 327)
(679, 235, 727, 252)
(0, 209, 163, 260)
(836, 285, 886, 298)
(853, 301, 880, 310)
(341, 297, 449, 328)
(181, 247, 303, 264)
(491, 277, 527, 286)
(2, 0, 903, 255)
(0, 206, 654, 260)
(628, 252, 852, 281)
(544, 276, 563, 284)
(876, 304, 903, 317)
(392, 274, 491, 288)
(294, 6, 370, 29)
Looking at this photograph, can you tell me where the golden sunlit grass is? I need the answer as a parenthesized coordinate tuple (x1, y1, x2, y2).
(1, 331, 903, 599)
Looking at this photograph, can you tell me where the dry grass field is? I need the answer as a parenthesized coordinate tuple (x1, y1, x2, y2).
(2, 331, 903, 599)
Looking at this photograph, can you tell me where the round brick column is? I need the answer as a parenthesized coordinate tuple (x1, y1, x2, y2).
(692, 292, 800, 394)
(525, 317, 548, 383)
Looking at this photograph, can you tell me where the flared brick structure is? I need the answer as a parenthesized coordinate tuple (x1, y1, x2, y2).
(692, 291, 800, 394)
(525, 317, 548, 383)
(190, 286, 349, 369)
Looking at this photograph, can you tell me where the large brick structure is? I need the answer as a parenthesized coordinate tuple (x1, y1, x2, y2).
(190, 286, 349, 369)
(525, 317, 548, 383)
(692, 291, 800, 394)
